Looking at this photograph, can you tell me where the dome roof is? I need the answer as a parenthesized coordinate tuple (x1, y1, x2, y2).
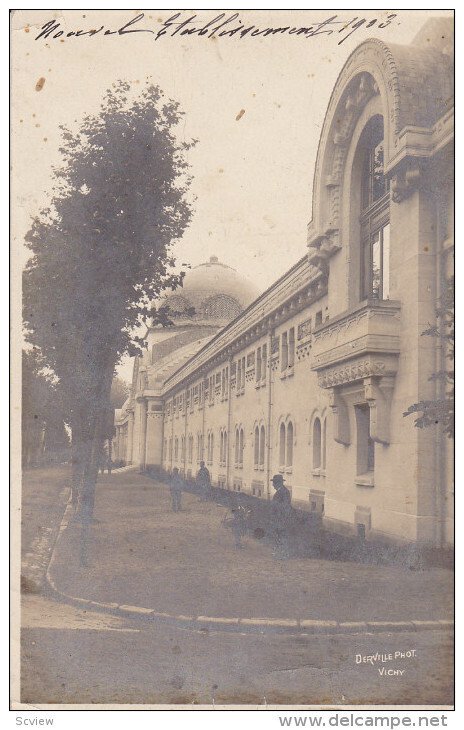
(164, 255, 260, 323)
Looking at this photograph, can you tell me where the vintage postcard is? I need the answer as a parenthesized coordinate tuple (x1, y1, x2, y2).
(11, 8, 454, 711)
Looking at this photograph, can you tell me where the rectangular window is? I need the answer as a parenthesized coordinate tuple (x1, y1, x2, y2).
(256, 347, 262, 382)
(355, 404, 375, 476)
(362, 222, 390, 301)
(261, 344, 267, 382)
(382, 223, 390, 299)
(281, 332, 288, 371)
(288, 327, 295, 368)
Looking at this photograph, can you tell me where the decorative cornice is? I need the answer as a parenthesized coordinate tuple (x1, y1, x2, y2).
(317, 357, 395, 389)
(163, 258, 327, 395)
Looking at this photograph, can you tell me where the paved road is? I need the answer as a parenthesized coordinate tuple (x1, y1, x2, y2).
(21, 594, 453, 706)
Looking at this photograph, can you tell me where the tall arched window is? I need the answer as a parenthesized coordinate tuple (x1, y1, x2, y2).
(286, 421, 294, 467)
(254, 426, 259, 467)
(220, 428, 228, 467)
(360, 115, 390, 301)
(313, 417, 322, 469)
(239, 428, 244, 466)
(279, 422, 286, 467)
(174, 437, 179, 461)
(259, 425, 265, 467)
(322, 417, 327, 470)
(235, 428, 239, 465)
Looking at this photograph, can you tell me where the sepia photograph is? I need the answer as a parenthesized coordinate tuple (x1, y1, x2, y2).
(11, 8, 454, 711)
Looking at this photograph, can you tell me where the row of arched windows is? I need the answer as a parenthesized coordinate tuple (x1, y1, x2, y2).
(165, 415, 328, 474)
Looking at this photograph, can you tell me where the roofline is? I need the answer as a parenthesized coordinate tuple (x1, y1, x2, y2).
(162, 252, 321, 393)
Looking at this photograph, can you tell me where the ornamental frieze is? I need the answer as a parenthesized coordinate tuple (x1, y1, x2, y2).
(317, 359, 392, 389)
(296, 343, 311, 361)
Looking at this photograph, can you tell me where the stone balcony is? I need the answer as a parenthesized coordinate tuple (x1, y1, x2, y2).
(311, 300, 401, 387)
(311, 300, 401, 445)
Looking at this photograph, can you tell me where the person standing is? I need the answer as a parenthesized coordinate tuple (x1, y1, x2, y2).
(270, 474, 292, 557)
(170, 467, 183, 512)
(196, 460, 211, 501)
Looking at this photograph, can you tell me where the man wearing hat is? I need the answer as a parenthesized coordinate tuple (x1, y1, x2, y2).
(270, 474, 292, 557)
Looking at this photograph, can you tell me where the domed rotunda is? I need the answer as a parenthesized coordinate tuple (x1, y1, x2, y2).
(121, 255, 261, 403)
(163, 255, 259, 325)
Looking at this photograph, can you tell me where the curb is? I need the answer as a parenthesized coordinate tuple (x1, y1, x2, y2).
(44, 488, 454, 637)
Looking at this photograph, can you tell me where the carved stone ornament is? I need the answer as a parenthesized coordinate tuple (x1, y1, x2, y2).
(391, 162, 422, 203)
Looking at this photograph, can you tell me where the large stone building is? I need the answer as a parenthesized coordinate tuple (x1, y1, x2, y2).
(115, 19, 454, 547)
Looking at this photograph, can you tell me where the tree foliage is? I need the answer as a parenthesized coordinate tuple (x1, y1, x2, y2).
(23, 81, 195, 521)
(403, 276, 454, 438)
(110, 376, 130, 409)
(22, 349, 70, 467)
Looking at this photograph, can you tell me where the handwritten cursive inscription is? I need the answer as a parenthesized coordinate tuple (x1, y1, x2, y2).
(35, 12, 398, 46)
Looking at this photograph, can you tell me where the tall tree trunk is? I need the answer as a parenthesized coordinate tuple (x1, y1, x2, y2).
(78, 359, 115, 565)
(70, 415, 86, 506)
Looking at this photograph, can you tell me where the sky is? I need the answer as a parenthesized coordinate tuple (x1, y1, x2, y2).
(11, 9, 451, 382)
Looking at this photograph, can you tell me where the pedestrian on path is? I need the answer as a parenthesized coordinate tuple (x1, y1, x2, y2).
(222, 498, 249, 549)
(270, 474, 292, 558)
(170, 467, 183, 512)
(196, 461, 211, 501)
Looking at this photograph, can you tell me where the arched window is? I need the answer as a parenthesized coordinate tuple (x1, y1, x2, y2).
(202, 294, 242, 320)
(239, 428, 244, 466)
(220, 429, 228, 467)
(235, 428, 239, 464)
(279, 422, 286, 467)
(313, 417, 322, 469)
(254, 426, 259, 467)
(174, 437, 179, 461)
(322, 417, 327, 470)
(359, 115, 390, 301)
(259, 425, 266, 467)
(169, 438, 173, 461)
(286, 421, 294, 467)
(210, 433, 214, 464)
(181, 435, 185, 462)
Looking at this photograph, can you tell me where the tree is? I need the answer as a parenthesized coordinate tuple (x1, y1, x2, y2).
(110, 377, 130, 409)
(22, 349, 70, 468)
(23, 81, 195, 537)
(403, 276, 454, 438)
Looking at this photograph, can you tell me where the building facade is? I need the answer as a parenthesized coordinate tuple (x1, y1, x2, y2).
(115, 19, 454, 547)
